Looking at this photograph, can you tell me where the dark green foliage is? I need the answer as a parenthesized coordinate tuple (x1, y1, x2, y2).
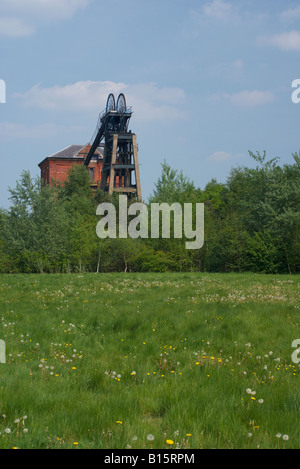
(0, 151, 299, 273)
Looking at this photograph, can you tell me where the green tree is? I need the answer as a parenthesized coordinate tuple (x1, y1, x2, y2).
(62, 164, 93, 200)
(3, 171, 71, 272)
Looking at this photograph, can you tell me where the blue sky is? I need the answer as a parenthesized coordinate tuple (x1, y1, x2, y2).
(1, 0, 300, 208)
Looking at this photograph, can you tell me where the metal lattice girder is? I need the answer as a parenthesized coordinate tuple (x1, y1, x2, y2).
(85, 94, 142, 201)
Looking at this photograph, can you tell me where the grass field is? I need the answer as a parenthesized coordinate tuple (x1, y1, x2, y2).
(0, 272, 299, 449)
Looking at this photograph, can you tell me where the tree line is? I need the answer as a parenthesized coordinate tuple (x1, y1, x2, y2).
(0, 150, 299, 274)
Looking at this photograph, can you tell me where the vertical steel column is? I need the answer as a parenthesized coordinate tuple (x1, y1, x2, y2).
(132, 134, 142, 202)
(108, 134, 118, 195)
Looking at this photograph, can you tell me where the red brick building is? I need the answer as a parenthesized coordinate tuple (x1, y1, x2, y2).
(38, 143, 104, 189)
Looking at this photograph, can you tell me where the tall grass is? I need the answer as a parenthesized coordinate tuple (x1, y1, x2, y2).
(0, 272, 299, 449)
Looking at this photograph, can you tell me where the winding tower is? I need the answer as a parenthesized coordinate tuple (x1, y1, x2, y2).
(84, 93, 142, 201)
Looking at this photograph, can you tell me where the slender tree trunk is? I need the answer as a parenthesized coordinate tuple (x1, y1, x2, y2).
(96, 249, 101, 274)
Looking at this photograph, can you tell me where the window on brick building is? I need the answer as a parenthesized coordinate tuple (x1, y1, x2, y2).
(89, 167, 94, 182)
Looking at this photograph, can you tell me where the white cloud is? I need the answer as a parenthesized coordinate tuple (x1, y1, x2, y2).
(227, 90, 274, 106)
(14, 81, 122, 111)
(259, 31, 300, 51)
(0, 17, 34, 37)
(14, 80, 187, 121)
(190, 2, 265, 29)
(206, 151, 244, 163)
(126, 83, 186, 121)
(210, 90, 275, 107)
(0, 0, 90, 19)
(232, 59, 244, 70)
(280, 6, 300, 22)
(202, 0, 236, 21)
(0, 122, 63, 141)
(0, 0, 90, 36)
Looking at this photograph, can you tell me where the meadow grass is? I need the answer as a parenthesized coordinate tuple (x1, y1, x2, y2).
(0, 272, 299, 449)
